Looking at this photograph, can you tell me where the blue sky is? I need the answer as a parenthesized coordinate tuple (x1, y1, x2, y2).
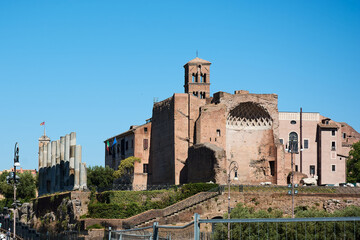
(1, 0, 359, 171)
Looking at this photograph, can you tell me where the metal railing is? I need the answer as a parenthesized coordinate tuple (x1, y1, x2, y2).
(98, 183, 360, 194)
(108, 214, 360, 240)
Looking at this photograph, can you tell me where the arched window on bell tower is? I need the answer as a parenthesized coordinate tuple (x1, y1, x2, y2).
(184, 57, 211, 99)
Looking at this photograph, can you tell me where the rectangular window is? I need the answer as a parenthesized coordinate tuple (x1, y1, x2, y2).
(332, 165, 336, 172)
(304, 139, 309, 149)
(295, 165, 298, 172)
(143, 139, 148, 150)
(279, 139, 283, 144)
(331, 141, 336, 151)
(144, 127, 148, 133)
(343, 133, 346, 139)
(143, 164, 149, 173)
(216, 129, 221, 137)
(121, 139, 125, 155)
(332, 130, 336, 136)
(310, 165, 315, 175)
(131, 140, 134, 148)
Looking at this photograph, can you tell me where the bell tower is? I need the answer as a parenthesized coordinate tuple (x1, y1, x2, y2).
(184, 57, 211, 99)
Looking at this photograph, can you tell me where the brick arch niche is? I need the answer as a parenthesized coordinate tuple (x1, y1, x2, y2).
(226, 102, 273, 130)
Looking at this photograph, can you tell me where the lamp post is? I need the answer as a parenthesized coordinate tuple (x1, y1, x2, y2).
(13, 142, 20, 238)
(285, 138, 298, 219)
(227, 160, 238, 240)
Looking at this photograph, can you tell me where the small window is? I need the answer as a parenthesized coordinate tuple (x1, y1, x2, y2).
(143, 139, 148, 150)
(304, 139, 309, 149)
(332, 130, 336, 136)
(332, 165, 336, 172)
(343, 133, 346, 139)
(203, 74, 206, 83)
(144, 127, 148, 133)
(295, 165, 298, 172)
(192, 74, 195, 83)
(331, 141, 336, 151)
(325, 120, 329, 125)
(143, 164, 149, 173)
(131, 140, 134, 148)
(279, 139, 283, 144)
(200, 75, 203, 83)
(216, 129, 221, 137)
(310, 165, 315, 175)
(290, 120, 296, 125)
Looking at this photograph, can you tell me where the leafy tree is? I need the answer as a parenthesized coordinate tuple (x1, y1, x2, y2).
(113, 156, 141, 179)
(87, 165, 115, 190)
(0, 171, 37, 207)
(17, 171, 36, 201)
(347, 141, 360, 183)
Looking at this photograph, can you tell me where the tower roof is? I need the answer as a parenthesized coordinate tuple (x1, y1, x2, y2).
(184, 57, 211, 66)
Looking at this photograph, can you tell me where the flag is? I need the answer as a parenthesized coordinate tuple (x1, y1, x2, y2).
(106, 141, 110, 152)
(112, 137, 117, 147)
(40, 122, 45, 126)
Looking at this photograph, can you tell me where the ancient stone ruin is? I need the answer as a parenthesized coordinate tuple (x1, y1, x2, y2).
(38, 132, 87, 196)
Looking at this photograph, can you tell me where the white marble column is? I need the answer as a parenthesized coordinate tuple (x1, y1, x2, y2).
(80, 162, 87, 190)
(74, 145, 81, 190)
(51, 141, 56, 193)
(65, 134, 70, 188)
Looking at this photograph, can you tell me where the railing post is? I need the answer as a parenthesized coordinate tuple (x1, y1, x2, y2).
(194, 213, 200, 240)
(108, 226, 111, 240)
(153, 222, 159, 240)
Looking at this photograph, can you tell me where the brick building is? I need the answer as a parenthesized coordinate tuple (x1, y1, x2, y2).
(104, 120, 151, 188)
(105, 57, 360, 186)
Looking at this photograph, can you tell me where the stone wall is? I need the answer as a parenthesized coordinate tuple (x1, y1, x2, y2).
(185, 143, 226, 184)
(149, 96, 175, 184)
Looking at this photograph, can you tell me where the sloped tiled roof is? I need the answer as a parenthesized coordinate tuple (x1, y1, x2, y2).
(185, 57, 211, 65)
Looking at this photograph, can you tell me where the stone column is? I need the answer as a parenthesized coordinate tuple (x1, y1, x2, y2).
(46, 142, 52, 194)
(80, 162, 87, 190)
(60, 137, 65, 161)
(51, 141, 56, 193)
(69, 133, 76, 189)
(60, 136, 65, 190)
(70, 132, 76, 169)
(65, 134, 70, 188)
(55, 140, 60, 191)
(74, 145, 81, 190)
(47, 142, 52, 167)
(38, 146, 44, 195)
(42, 144, 48, 194)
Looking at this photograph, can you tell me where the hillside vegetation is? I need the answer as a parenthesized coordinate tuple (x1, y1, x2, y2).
(86, 183, 218, 219)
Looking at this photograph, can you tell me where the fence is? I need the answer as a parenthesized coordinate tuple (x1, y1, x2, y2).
(0, 215, 83, 240)
(99, 184, 360, 195)
(108, 214, 360, 240)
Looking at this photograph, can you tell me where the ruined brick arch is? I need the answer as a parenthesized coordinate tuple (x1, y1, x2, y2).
(226, 102, 273, 130)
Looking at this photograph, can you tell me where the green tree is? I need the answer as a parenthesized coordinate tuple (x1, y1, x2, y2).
(0, 171, 37, 206)
(347, 141, 360, 183)
(17, 171, 36, 201)
(113, 156, 141, 179)
(87, 165, 115, 190)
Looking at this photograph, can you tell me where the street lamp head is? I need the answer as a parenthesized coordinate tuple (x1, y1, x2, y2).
(233, 171, 238, 181)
